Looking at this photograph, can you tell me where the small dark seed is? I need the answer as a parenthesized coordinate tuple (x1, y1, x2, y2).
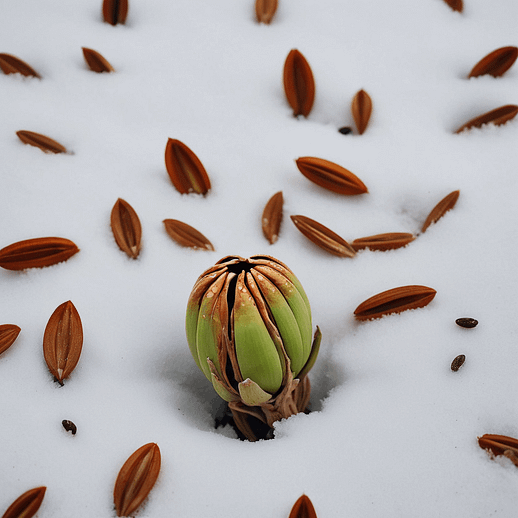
(338, 126, 352, 135)
(62, 419, 77, 435)
(451, 354, 466, 372)
(455, 318, 478, 328)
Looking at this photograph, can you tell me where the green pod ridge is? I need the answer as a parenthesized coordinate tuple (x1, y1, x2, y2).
(250, 269, 305, 375)
(238, 378, 272, 406)
(195, 271, 229, 380)
(297, 326, 322, 380)
(253, 264, 312, 373)
(233, 272, 283, 394)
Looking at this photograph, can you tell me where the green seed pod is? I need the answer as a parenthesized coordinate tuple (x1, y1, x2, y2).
(185, 255, 319, 404)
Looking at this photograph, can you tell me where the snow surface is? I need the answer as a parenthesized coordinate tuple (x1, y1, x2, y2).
(1, 0, 518, 516)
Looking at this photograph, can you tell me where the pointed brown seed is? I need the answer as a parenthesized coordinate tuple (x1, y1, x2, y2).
(262, 191, 283, 244)
(455, 104, 518, 133)
(165, 139, 211, 195)
(255, 0, 278, 24)
(110, 198, 142, 259)
(103, 0, 128, 25)
(290, 215, 356, 258)
(478, 434, 518, 460)
(289, 494, 318, 518)
(1, 487, 46, 518)
(455, 317, 478, 328)
(62, 419, 77, 435)
(0, 325, 21, 355)
(114, 443, 161, 517)
(352, 232, 415, 251)
(43, 301, 83, 386)
(442, 0, 462, 12)
(421, 190, 460, 233)
(296, 157, 368, 195)
(16, 130, 66, 154)
(0, 53, 40, 78)
(283, 49, 315, 117)
(351, 89, 372, 135)
(354, 285, 437, 320)
(469, 46, 518, 78)
(0, 237, 79, 270)
(163, 219, 214, 251)
(451, 354, 466, 372)
(82, 47, 114, 73)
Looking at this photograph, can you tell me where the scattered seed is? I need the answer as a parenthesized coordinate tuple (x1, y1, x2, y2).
(455, 317, 478, 328)
(62, 420, 77, 435)
(338, 126, 352, 135)
(283, 49, 315, 117)
(451, 354, 466, 372)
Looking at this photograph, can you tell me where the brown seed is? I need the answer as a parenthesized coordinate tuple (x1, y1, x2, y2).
(261, 191, 283, 244)
(62, 419, 77, 435)
(110, 198, 142, 259)
(283, 49, 315, 117)
(255, 0, 278, 24)
(478, 434, 518, 461)
(455, 317, 478, 328)
(103, 0, 128, 25)
(163, 219, 214, 251)
(0, 237, 79, 271)
(450, 354, 466, 372)
(455, 104, 518, 134)
(114, 443, 161, 517)
(82, 47, 114, 73)
(43, 301, 83, 386)
(351, 232, 415, 251)
(295, 157, 368, 195)
(165, 139, 211, 195)
(354, 285, 437, 321)
(290, 215, 356, 258)
(16, 130, 66, 154)
(1, 487, 46, 518)
(421, 190, 460, 233)
(442, 0, 462, 12)
(351, 89, 373, 135)
(468, 46, 518, 78)
(0, 324, 21, 355)
(0, 53, 40, 78)
(289, 494, 318, 518)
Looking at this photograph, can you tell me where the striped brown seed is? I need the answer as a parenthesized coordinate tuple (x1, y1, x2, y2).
(255, 0, 278, 24)
(455, 105, 518, 133)
(354, 285, 437, 320)
(290, 215, 355, 258)
(261, 191, 283, 244)
(163, 219, 214, 251)
(1, 487, 46, 518)
(442, 0, 462, 12)
(114, 443, 161, 517)
(421, 190, 459, 233)
(289, 495, 318, 518)
(82, 47, 114, 73)
(16, 130, 66, 154)
(469, 46, 518, 78)
(103, 0, 128, 25)
(283, 49, 315, 117)
(478, 434, 518, 465)
(165, 139, 211, 195)
(351, 89, 372, 135)
(450, 354, 466, 372)
(0, 324, 21, 355)
(110, 198, 142, 259)
(0, 53, 40, 78)
(455, 317, 478, 328)
(295, 157, 368, 195)
(43, 301, 83, 386)
(0, 237, 79, 270)
(352, 232, 415, 251)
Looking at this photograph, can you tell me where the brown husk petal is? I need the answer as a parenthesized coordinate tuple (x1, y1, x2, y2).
(478, 434, 518, 462)
(163, 219, 214, 251)
(352, 232, 415, 251)
(443, 0, 463, 12)
(421, 190, 460, 233)
(0, 53, 40, 78)
(261, 191, 283, 244)
(103, 0, 128, 25)
(16, 130, 66, 154)
(289, 494, 318, 518)
(468, 46, 518, 78)
(255, 0, 278, 24)
(82, 47, 114, 73)
(0, 324, 21, 355)
(283, 49, 315, 117)
(110, 198, 142, 259)
(455, 105, 518, 133)
(351, 89, 373, 135)
(1, 487, 46, 518)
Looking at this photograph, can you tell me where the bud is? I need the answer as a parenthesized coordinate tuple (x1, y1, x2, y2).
(186, 255, 321, 440)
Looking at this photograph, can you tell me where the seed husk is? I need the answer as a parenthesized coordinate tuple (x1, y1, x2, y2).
(421, 190, 459, 233)
(82, 47, 114, 73)
(351, 89, 372, 134)
(103, 0, 128, 25)
(62, 420, 77, 435)
(163, 219, 214, 251)
(478, 434, 518, 463)
(455, 317, 478, 328)
(1, 487, 46, 518)
(289, 494, 318, 518)
(283, 49, 315, 117)
(255, 0, 278, 24)
(354, 285, 437, 320)
(0, 324, 21, 355)
(16, 130, 67, 154)
(468, 46, 518, 78)
(351, 232, 415, 251)
(451, 354, 466, 372)
(261, 191, 283, 244)
(455, 105, 518, 133)
(0, 53, 40, 78)
(442, 0, 463, 12)
(110, 198, 142, 259)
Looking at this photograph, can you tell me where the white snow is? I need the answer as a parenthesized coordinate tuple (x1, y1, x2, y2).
(1, 0, 517, 516)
